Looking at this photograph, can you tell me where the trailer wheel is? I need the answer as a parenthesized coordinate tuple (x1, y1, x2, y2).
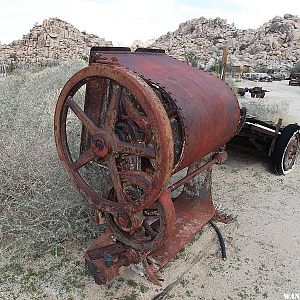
(272, 124, 300, 175)
(260, 92, 265, 98)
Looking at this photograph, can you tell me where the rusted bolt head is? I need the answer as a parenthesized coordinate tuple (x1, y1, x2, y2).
(104, 253, 113, 267)
(95, 140, 105, 151)
(91, 135, 109, 157)
(116, 212, 131, 229)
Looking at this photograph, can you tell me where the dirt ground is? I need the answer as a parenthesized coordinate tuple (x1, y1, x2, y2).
(79, 148, 300, 300)
(0, 79, 299, 300)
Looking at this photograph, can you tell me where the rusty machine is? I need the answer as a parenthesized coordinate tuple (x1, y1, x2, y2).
(54, 47, 240, 284)
(237, 87, 270, 98)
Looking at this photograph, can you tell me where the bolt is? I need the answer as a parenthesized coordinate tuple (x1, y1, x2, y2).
(96, 140, 104, 151)
(116, 212, 131, 229)
(104, 253, 113, 267)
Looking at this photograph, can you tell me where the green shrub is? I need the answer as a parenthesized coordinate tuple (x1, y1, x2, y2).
(239, 44, 248, 51)
(183, 51, 198, 67)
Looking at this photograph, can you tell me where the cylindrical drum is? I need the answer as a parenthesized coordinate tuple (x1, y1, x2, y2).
(54, 47, 240, 216)
(84, 47, 240, 171)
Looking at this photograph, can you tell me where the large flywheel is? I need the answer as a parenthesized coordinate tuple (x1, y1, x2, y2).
(54, 62, 174, 224)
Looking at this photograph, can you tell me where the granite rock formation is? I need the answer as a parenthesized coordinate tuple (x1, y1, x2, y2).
(0, 18, 112, 65)
(151, 14, 300, 72)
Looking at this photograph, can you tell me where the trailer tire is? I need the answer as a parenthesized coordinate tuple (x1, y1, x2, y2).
(260, 92, 265, 98)
(272, 124, 300, 175)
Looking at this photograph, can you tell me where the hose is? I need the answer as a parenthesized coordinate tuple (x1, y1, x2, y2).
(210, 220, 227, 260)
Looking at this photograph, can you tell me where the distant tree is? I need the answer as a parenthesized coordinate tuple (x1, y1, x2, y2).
(255, 65, 268, 73)
(210, 63, 220, 73)
(212, 37, 219, 45)
(239, 43, 248, 51)
(189, 25, 196, 33)
(290, 62, 300, 77)
(80, 55, 89, 62)
(183, 51, 198, 67)
(9, 53, 18, 61)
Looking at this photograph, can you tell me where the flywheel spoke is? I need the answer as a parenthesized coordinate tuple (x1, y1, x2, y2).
(104, 82, 123, 131)
(114, 140, 156, 158)
(122, 92, 146, 120)
(143, 219, 157, 238)
(66, 97, 99, 135)
(71, 147, 95, 170)
(107, 155, 127, 204)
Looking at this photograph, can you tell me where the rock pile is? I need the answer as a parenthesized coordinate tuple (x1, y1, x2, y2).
(131, 38, 156, 50)
(0, 18, 112, 65)
(151, 14, 300, 72)
(1, 15, 299, 73)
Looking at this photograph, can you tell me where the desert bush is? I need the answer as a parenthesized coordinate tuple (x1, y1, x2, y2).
(239, 43, 248, 51)
(183, 51, 198, 67)
(238, 97, 290, 124)
(0, 60, 104, 259)
(189, 24, 196, 33)
(225, 80, 292, 124)
(290, 61, 300, 77)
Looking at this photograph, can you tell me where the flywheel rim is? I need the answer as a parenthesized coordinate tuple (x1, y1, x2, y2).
(54, 63, 174, 215)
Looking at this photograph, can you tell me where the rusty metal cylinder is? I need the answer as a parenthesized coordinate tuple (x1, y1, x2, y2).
(55, 46, 240, 215)
(86, 47, 240, 172)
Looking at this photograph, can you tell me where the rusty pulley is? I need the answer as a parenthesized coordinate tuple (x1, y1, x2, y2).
(54, 47, 240, 285)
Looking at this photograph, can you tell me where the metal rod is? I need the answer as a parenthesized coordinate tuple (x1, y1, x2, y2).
(268, 117, 282, 157)
(167, 151, 227, 192)
(220, 45, 228, 81)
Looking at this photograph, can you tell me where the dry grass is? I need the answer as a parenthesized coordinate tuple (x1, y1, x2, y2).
(238, 97, 290, 124)
(225, 77, 291, 124)
(0, 60, 102, 260)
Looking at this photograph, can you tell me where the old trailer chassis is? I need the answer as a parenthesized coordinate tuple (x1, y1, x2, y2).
(229, 117, 300, 175)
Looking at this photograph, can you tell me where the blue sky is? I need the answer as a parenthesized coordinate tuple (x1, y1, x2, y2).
(0, 0, 299, 46)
